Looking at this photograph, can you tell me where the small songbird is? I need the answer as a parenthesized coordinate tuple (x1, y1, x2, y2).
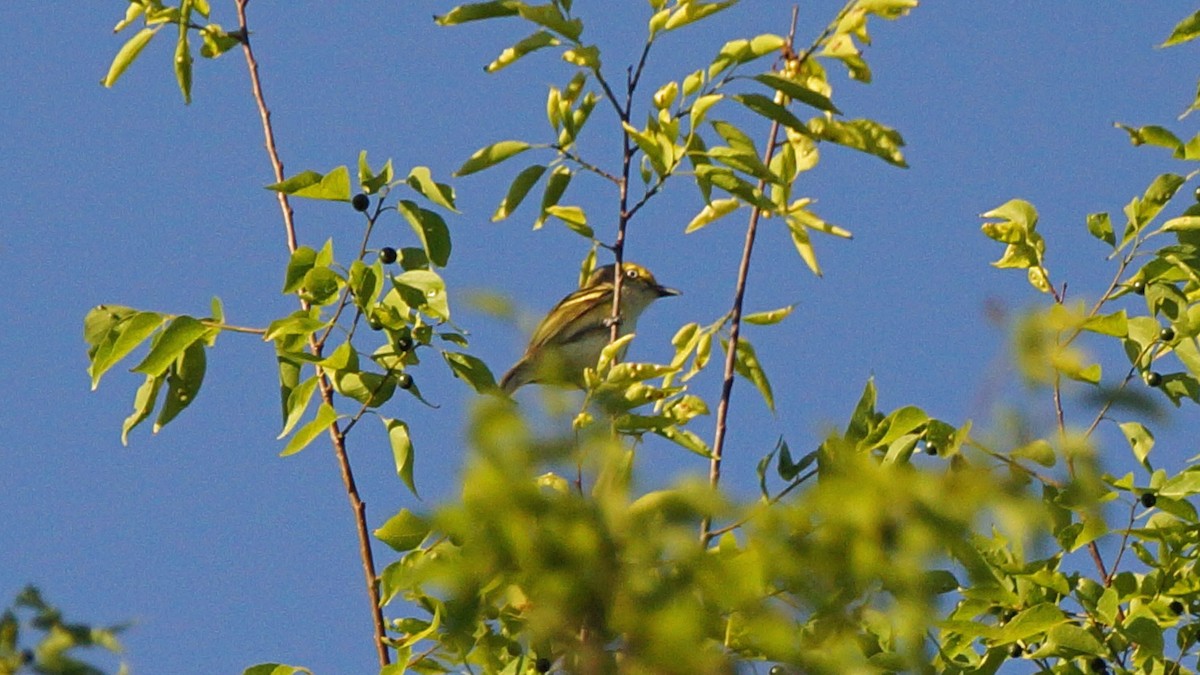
(500, 262, 680, 393)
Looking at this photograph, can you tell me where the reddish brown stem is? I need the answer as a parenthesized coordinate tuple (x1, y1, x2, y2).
(233, 0, 389, 666)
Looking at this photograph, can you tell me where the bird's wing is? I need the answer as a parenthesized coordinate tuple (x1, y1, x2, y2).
(525, 284, 611, 350)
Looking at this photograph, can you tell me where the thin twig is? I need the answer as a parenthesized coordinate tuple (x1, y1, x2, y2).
(700, 7, 799, 546)
(234, 1, 390, 666)
(552, 145, 622, 184)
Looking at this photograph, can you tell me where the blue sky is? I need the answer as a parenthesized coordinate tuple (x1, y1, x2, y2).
(3, 2, 1199, 673)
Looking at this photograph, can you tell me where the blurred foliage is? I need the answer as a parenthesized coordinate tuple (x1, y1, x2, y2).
(0, 587, 126, 675)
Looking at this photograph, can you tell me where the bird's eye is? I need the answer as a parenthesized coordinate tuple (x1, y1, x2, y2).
(625, 268, 638, 279)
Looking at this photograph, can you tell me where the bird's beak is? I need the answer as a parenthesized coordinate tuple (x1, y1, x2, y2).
(656, 284, 681, 298)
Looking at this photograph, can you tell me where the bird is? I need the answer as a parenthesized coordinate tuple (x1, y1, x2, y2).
(500, 262, 680, 393)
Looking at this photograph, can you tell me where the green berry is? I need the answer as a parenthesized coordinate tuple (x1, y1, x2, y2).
(1160, 326, 1176, 341)
(352, 193, 370, 212)
(1145, 371, 1163, 387)
(1141, 492, 1158, 508)
(397, 373, 414, 389)
(380, 247, 398, 264)
(1171, 600, 1186, 615)
(1132, 280, 1147, 295)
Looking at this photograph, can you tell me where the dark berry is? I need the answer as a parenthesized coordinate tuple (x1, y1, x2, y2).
(925, 442, 938, 456)
(1160, 326, 1176, 341)
(1145, 371, 1163, 387)
(1194, 185, 1200, 202)
(1140, 492, 1157, 508)
(1089, 657, 1107, 674)
(1009, 644, 1023, 658)
(380, 247, 397, 264)
(397, 373, 414, 389)
(1132, 280, 1147, 295)
(769, 667, 787, 675)
(352, 193, 370, 212)
(367, 316, 383, 331)
(21, 650, 33, 664)
(535, 657, 551, 673)
(1171, 600, 1186, 615)
(395, 336, 414, 352)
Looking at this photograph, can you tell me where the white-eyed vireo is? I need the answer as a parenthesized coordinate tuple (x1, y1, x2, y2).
(500, 262, 679, 393)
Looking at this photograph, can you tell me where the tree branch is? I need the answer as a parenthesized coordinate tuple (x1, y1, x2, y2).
(234, 0, 390, 666)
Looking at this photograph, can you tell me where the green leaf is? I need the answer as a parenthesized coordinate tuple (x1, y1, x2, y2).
(358, 151, 393, 195)
(744, 305, 794, 325)
(395, 269, 450, 320)
(1085, 212, 1115, 246)
(88, 311, 165, 389)
(517, 3, 582, 41)
(709, 34, 785, 76)
(994, 603, 1069, 643)
(384, 418, 418, 496)
(266, 166, 352, 201)
(154, 339, 206, 431)
(132, 316, 209, 377)
(492, 164, 547, 221)
(405, 166, 457, 211)
(752, 73, 840, 114)
(283, 246, 317, 293)
(374, 508, 429, 552)
(280, 402, 337, 457)
(728, 337, 774, 412)
(455, 140, 532, 176)
(435, 1, 521, 25)
(278, 376, 319, 439)
(535, 165, 572, 228)
(300, 267, 342, 305)
(121, 374, 164, 445)
(787, 215, 821, 276)
(1124, 173, 1186, 242)
(809, 117, 907, 167)
(102, 27, 159, 88)
(332, 370, 396, 408)
(663, 0, 736, 31)
(562, 45, 600, 69)
(733, 93, 810, 137)
(1163, 10, 1200, 47)
(348, 260, 383, 312)
(696, 165, 774, 210)
(113, 3, 146, 32)
(1081, 310, 1127, 337)
(655, 426, 711, 457)
(442, 352, 498, 393)
(486, 30, 560, 72)
(1120, 421, 1155, 469)
(544, 205, 593, 238)
(685, 197, 740, 233)
(397, 200, 452, 267)
(174, 25, 192, 104)
(1012, 439, 1055, 468)
(264, 310, 327, 342)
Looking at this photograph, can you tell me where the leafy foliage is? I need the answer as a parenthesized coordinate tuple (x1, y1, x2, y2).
(0, 587, 126, 675)
(78, 1, 1200, 674)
